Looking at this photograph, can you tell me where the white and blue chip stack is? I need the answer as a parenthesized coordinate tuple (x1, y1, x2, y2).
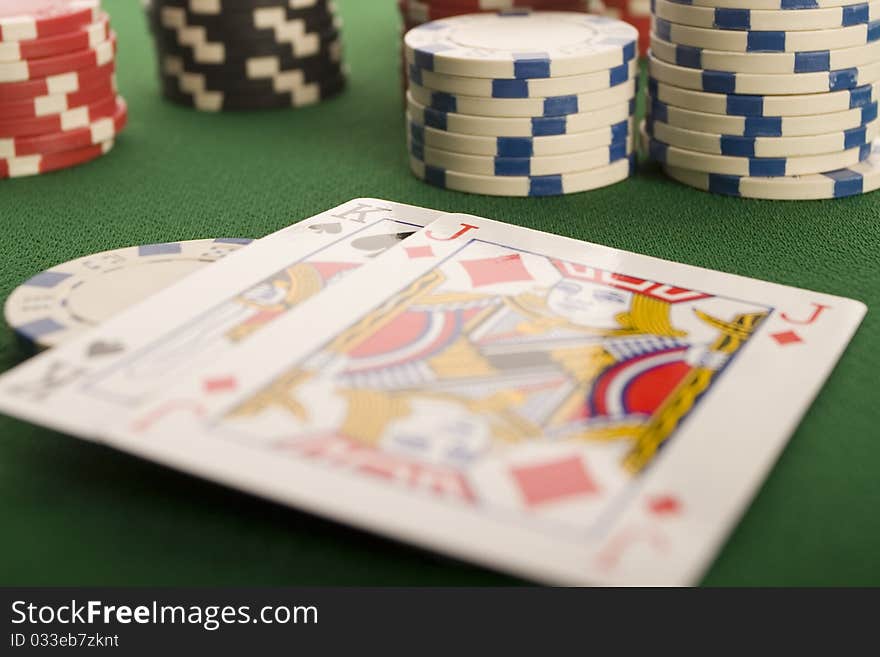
(403, 11, 639, 196)
(644, 0, 880, 200)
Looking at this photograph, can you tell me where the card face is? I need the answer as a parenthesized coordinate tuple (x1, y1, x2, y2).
(95, 214, 865, 585)
(0, 199, 444, 438)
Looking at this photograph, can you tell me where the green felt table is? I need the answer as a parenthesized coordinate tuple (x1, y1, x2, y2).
(1, 0, 878, 587)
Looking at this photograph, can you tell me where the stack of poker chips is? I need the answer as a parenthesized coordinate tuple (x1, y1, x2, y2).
(597, 0, 650, 56)
(643, 0, 880, 200)
(397, 1, 595, 94)
(404, 11, 638, 196)
(0, 0, 126, 179)
(145, 0, 346, 112)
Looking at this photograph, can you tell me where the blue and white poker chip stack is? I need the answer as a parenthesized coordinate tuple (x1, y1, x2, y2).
(644, 0, 880, 200)
(403, 11, 639, 196)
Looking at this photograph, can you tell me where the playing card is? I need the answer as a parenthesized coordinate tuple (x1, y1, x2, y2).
(95, 213, 865, 585)
(0, 199, 444, 438)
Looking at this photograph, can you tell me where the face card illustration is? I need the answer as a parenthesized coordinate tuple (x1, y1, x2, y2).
(0, 199, 444, 438)
(105, 214, 865, 586)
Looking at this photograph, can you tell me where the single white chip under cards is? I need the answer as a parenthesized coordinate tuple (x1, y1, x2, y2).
(4, 237, 251, 350)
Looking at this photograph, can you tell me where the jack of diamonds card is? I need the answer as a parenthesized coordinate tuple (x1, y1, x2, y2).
(102, 215, 867, 584)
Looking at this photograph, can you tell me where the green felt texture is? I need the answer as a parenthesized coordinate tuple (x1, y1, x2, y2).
(0, 0, 878, 587)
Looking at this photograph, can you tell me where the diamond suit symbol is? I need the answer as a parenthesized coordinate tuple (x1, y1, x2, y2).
(771, 330, 803, 346)
(511, 456, 600, 507)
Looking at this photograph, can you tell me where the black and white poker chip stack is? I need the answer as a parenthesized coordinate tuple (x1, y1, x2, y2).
(144, 0, 346, 111)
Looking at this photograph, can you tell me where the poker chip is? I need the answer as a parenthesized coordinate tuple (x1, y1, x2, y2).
(157, 0, 331, 13)
(408, 78, 636, 117)
(156, 32, 343, 78)
(396, 2, 595, 95)
(152, 2, 335, 29)
(400, 1, 593, 24)
(650, 33, 880, 75)
(408, 115, 632, 156)
(649, 78, 880, 117)
(662, 138, 880, 200)
(642, 121, 872, 176)
(403, 12, 638, 78)
(643, 1, 880, 198)
(409, 152, 634, 195)
(0, 61, 114, 102)
(145, 0, 346, 112)
(646, 116, 880, 157)
(152, 33, 341, 67)
(160, 71, 346, 111)
(402, 1, 593, 24)
(0, 32, 116, 83)
(0, 74, 116, 120)
(160, 52, 342, 96)
(648, 53, 880, 95)
(660, 0, 868, 8)
(0, 93, 118, 138)
(410, 57, 637, 98)
(652, 0, 880, 32)
(156, 33, 343, 82)
(650, 98, 879, 138)
(0, 13, 110, 62)
(1, 96, 126, 157)
(0, 137, 113, 179)
(0, 3, 124, 179)
(0, 0, 100, 42)
(408, 133, 631, 175)
(597, 0, 650, 56)
(408, 91, 635, 136)
(3, 238, 253, 350)
(401, 10, 637, 196)
(149, 9, 339, 53)
(652, 16, 880, 52)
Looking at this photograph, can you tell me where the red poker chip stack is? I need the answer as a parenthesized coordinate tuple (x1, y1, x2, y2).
(0, 0, 126, 179)
(595, 0, 650, 57)
(397, 0, 596, 94)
